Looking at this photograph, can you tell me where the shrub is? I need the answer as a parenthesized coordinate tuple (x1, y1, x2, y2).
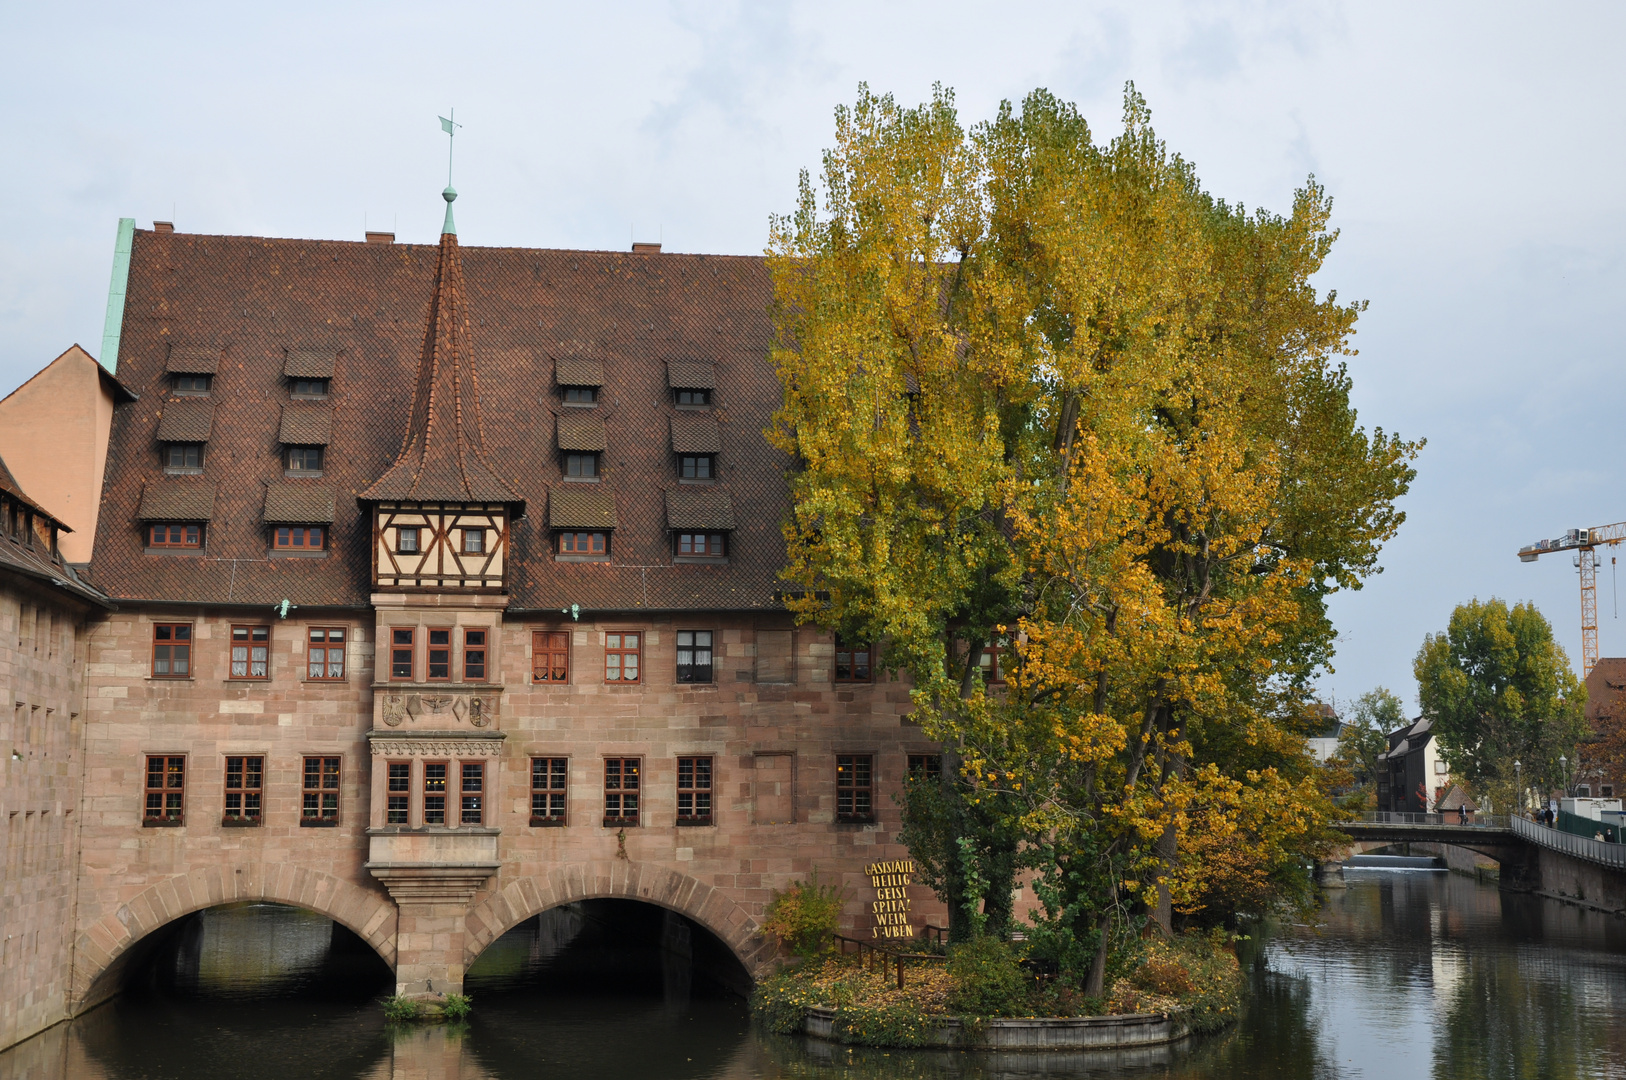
(1134, 956, 1193, 997)
(945, 937, 1028, 1018)
(761, 871, 846, 958)
(382, 995, 422, 1022)
(442, 993, 472, 1021)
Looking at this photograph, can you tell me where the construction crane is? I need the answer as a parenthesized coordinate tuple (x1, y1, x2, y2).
(1517, 521, 1626, 677)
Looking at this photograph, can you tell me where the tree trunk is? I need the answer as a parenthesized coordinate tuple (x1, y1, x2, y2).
(1152, 819, 1176, 936)
(1083, 909, 1112, 998)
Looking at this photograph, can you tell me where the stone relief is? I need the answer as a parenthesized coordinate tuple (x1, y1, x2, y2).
(378, 691, 499, 729)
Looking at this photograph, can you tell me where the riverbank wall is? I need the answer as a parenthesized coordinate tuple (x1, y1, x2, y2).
(802, 1006, 1191, 1049)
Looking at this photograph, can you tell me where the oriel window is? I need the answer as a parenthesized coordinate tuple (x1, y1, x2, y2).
(273, 526, 325, 550)
(532, 757, 567, 825)
(424, 762, 448, 825)
(677, 756, 713, 825)
(566, 453, 600, 478)
(308, 627, 346, 680)
(427, 629, 452, 680)
(605, 632, 640, 683)
(390, 628, 415, 680)
(677, 532, 725, 557)
(461, 762, 484, 825)
(144, 755, 186, 823)
(464, 629, 487, 681)
(604, 758, 640, 825)
(532, 631, 569, 683)
(164, 443, 203, 470)
(224, 756, 263, 823)
(301, 756, 340, 824)
(559, 531, 606, 555)
(387, 762, 410, 825)
(149, 524, 202, 549)
(230, 625, 270, 679)
(680, 455, 713, 479)
(676, 630, 713, 683)
(287, 446, 324, 473)
(835, 640, 872, 683)
(836, 754, 874, 823)
(152, 623, 192, 678)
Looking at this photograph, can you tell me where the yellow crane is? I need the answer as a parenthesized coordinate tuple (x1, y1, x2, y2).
(1518, 521, 1626, 677)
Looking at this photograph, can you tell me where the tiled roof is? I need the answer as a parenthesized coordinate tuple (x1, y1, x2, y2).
(666, 488, 736, 530)
(555, 357, 605, 387)
(557, 414, 608, 452)
(284, 349, 338, 378)
(549, 487, 617, 529)
(264, 484, 336, 524)
(90, 224, 789, 610)
(0, 451, 53, 519)
(670, 414, 721, 454)
(279, 405, 333, 446)
(155, 400, 215, 443)
(667, 361, 715, 389)
(136, 481, 216, 521)
(166, 345, 220, 374)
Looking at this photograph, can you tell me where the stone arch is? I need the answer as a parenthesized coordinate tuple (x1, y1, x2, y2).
(464, 861, 779, 981)
(71, 863, 398, 1012)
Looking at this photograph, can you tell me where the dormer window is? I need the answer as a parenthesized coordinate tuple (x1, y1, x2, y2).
(173, 374, 211, 396)
(149, 523, 202, 549)
(566, 453, 599, 479)
(273, 526, 325, 551)
(676, 388, 711, 407)
(559, 531, 607, 556)
(677, 532, 725, 558)
(287, 446, 324, 475)
(292, 378, 329, 399)
(563, 386, 597, 405)
(164, 444, 204, 473)
(680, 455, 714, 480)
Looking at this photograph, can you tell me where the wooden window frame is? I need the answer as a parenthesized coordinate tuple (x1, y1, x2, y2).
(834, 640, 873, 683)
(675, 388, 711, 407)
(163, 443, 204, 470)
(676, 629, 714, 684)
(290, 377, 329, 398)
(286, 446, 324, 474)
(396, 526, 420, 555)
(462, 528, 485, 554)
(460, 762, 485, 826)
(229, 624, 270, 680)
(558, 531, 607, 555)
(307, 626, 347, 681)
(148, 523, 202, 549)
(300, 756, 340, 826)
(144, 754, 186, 826)
(151, 623, 193, 679)
(389, 627, 415, 681)
(604, 631, 641, 684)
(464, 628, 487, 682)
(978, 644, 1005, 685)
(603, 757, 641, 826)
(676, 755, 713, 826)
(565, 452, 600, 478)
(679, 454, 714, 480)
(223, 755, 263, 826)
(173, 374, 211, 396)
(386, 761, 411, 825)
(426, 627, 452, 681)
(562, 386, 598, 404)
(532, 630, 569, 683)
(273, 525, 326, 551)
(423, 761, 448, 826)
(676, 532, 726, 558)
(531, 757, 568, 826)
(836, 754, 875, 824)
(907, 754, 943, 782)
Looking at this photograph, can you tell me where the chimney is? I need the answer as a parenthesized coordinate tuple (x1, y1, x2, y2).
(631, 242, 661, 254)
(365, 231, 396, 245)
(153, 221, 174, 234)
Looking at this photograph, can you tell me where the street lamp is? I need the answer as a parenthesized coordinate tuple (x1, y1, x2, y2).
(1515, 759, 1523, 813)
(1560, 754, 1569, 799)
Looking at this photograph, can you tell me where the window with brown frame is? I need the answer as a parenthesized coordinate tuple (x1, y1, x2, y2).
(461, 762, 484, 825)
(174, 374, 211, 395)
(223, 756, 263, 824)
(676, 630, 713, 684)
(835, 640, 872, 683)
(164, 443, 204, 471)
(605, 632, 640, 683)
(532, 631, 569, 683)
(230, 625, 269, 679)
(427, 628, 451, 680)
(676, 532, 725, 557)
(977, 644, 1004, 684)
(387, 762, 410, 825)
(680, 454, 713, 479)
(462, 528, 485, 554)
(423, 762, 447, 825)
(144, 755, 185, 824)
(287, 446, 324, 474)
(301, 756, 340, 824)
(565, 452, 600, 478)
(396, 527, 420, 554)
(531, 757, 567, 825)
(907, 754, 943, 782)
(677, 756, 713, 825)
(273, 526, 325, 550)
(308, 627, 346, 680)
(390, 628, 415, 680)
(836, 754, 874, 823)
(558, 531, 606, 555)
(152, 623, 192, 678)
(464, 629, 487, 681)
(604, 758, 640, 825)
(149, 523, 202, 549)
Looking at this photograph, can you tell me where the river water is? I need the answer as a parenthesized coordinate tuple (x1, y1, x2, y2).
(4, 870, 1626, 1079)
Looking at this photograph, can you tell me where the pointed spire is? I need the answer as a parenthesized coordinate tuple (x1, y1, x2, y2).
(360, 194, 518, 505)
(442, 186, 457, 236)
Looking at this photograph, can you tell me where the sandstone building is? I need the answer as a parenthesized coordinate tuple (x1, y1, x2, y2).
(0, 193, 947, 1052)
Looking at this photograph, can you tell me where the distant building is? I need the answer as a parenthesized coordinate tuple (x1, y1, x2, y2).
(1579, 659, 1626, 798)
(1377, 717, 1447, 813)
(1305, 703, 1342, 763)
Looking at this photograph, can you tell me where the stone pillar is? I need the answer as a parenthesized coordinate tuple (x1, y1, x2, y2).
(369, 866, 497, 997)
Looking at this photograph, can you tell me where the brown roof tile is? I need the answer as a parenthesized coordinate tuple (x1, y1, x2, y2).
(549, 486, 617, 529)
(665, 487, 736, 530)
(670, 414, 721, 454)
(278, 405, 333, 446)
(155, 400, 215, 442)
(0, 451, 54, 521)
(137, 480, 216, 521)
(165, 345, 221, 375)
(667, 361, 715, 389)
(284, 349, 338, 378)
(555, 357, 605, 387)
(557, 414, 608, 452)
(264, 484, 336, 524)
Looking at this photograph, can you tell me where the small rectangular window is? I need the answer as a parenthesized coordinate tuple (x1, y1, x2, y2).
(676, 630, 713, 684)
(308, 627, 346, 680)
(230, 625, 270, 679)
(387, 762, 410, 825)
(461, 762, 484, 825)
(566, 453, 600, 478)
(273, 526, 326, 550)
(677, 756, 713, 825)
(427, 628, 451, 680)
(390, 627, 415, 681)
(676, 389, 711, 406)
(533, 631, 569, 683)
(164, 443, 203, 469)
(604, 757, 640, 825)
(144, 755, 186, 823)
(463, 528, 485, 554)
(397, 527, 420, 554)
(836, 754, 874, 823)
(1576, 785, 1592, 797)
(907, 754, 942, 782)
(835, 640, 872, 683)
(531, 757, 568, 825)
(292, 378, 329, 397)
(559, 531, 607, 555)
(424, 762, 447, 825)
(1603, 785, 1616, 798)
(605, 632, 640, 684)
(287, 446, 324, 473)
(149, 523, 202, 549)
(680, 455, 713, 479)
(677, 533, 725, 557)
(978, 645, 1004, 684)
(152, 623, 193, 678)
(224, 756, 263, 823)
(174, 374, 211, 395)
(464, 629, 487, 681)
(563, 386, 597, 403)
(301, 756, 340, 824)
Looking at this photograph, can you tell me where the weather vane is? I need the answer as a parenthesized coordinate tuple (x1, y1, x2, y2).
(438, 109, 462, 187)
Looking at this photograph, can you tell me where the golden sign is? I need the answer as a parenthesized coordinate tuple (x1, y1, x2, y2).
(865, 859, 915, 939)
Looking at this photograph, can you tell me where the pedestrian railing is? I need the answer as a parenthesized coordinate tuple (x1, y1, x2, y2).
(832, 933, 945, 989)
(1512, 813, 1626, 869)
(1347, 811, 1510, 829)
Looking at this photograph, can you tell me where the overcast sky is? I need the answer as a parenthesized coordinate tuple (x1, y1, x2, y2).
(3, 1, 1622, 711)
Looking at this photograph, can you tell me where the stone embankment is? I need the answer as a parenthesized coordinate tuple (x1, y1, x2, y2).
(801, 1006, 1191, 1050)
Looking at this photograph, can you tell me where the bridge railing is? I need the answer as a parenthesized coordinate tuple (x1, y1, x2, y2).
(1346, 811, 1510, 829)
(1511, 813, 1626, 869)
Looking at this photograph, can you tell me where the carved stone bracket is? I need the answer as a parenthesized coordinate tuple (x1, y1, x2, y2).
(367, 731, 507, 757)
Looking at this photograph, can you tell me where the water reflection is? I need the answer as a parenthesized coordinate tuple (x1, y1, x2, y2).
(5, 875, 1626, 1079)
